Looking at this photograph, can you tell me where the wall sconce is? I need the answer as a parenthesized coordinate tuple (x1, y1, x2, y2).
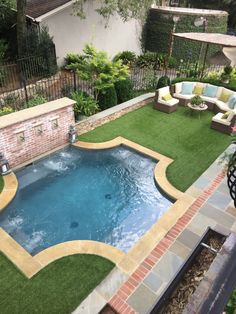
(17, 131, 25, 143)
(34, 124, 43, 136)
(0, 152, 11, 175)
(51, 118, 59, 130)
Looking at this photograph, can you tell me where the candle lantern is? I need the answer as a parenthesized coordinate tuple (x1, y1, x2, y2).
(68, 125, 77, 143)
(0, 153, 11, 176)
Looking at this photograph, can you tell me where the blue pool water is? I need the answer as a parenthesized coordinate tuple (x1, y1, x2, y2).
(0, 146, 172, 254)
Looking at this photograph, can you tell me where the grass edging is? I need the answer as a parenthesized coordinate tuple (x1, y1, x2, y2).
(0, 252, 114, 314)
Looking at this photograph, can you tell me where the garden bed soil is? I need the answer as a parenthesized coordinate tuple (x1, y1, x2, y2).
(159, 234, 225, 314)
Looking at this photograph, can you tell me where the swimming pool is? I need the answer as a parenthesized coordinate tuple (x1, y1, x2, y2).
(0, 146, 172, 255)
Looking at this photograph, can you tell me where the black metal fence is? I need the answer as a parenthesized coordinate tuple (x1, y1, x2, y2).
(0, 61, 226, 111)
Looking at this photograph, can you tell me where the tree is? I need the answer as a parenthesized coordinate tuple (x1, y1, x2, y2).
(16, 0, 26, 56)
(66, 44, 129, 100)
(73, 0, 156, 22)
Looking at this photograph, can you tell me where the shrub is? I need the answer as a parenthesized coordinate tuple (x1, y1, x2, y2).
(3, 93, 19, 106)
(0, 106, 14, 116)
(70, 91, 99, 118)
(64, 53, 81, 66)
(66, 44, 129, 101)
(156, 76, 170, 89)
(136, 52, 160, 68)
(113, 51, 136, 66)
(115, 78, 134, 104)
(143, 73, 159, 91)
(25, 95, 47, 108)
(97, 86, 117, 110)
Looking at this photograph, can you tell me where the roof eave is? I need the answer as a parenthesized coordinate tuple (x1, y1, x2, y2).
(35, 0, 73, 22)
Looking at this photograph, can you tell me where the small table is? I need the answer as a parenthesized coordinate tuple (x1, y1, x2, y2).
(187, 103, 208, 119)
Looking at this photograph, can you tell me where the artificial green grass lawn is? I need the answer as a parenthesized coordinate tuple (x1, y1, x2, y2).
(80, 104, 231, 191)
(0, 176, 3, 193)
(0, 253, 114, 314)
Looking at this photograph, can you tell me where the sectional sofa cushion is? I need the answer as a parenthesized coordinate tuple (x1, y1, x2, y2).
(181, 82, 194, 95)
(219, 90, 232, 103)
(228, 94, 236, 109)
(203, 84, 218, 98)
(193, 84, 204, 95)
(162, 93, 172, 101)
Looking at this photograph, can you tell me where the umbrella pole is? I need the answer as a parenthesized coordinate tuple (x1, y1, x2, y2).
(201, 43, 209, 79)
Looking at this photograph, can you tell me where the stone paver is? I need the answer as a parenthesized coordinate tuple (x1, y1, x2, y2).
(152, 251, 183, 282)
(177, 228, 200, 250)
(200, 203, 235, 229)
(168, 240, 191, 260)
(187, 213, 216, 236)
(207, 190, 232, 210)
(127, 283, 157, 314)
(96, 267, 128, 301)
(73, 290, 106, 314)
(143, 271, 163, 293)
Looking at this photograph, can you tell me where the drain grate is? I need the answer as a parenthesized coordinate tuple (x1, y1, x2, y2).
(70, 221, 79, 229)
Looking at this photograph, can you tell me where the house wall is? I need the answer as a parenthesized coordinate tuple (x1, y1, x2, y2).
(0, 98, 75, 168)
(41, 1, 142, 66)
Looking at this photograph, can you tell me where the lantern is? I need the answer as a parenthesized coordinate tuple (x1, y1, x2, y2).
(0, 153, 11, 176)
(68, 125, 77, 143)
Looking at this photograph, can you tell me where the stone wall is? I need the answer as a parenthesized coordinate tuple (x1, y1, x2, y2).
(0, 98, 75, 168)
(76, 93, 155, 135)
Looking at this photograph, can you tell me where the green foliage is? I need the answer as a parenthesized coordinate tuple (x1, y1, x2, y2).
(97, 85, 117, 110)
(113, 51, 137, 66)
(224, 65, 233, 76)
(115, 78, 134, 103)
(191, 95, 203, 106)
(3, 93, 19, 106)
(157, 76, 170, 89)
(136, 51, 165, 69)
(0, 106, 14, 116)
(20, 26, 57, 78)
(73, 0, 154, 22)
(64, 53, 83, 67)
(25, 95, 47, 108)
(0, 40, 8, 86)
(66, 44, 129, 100)
(143, 73, 159, 90)
(226, 289, 236, 314)
(144, 9, 228, 62)
(71, 91, 99, 117)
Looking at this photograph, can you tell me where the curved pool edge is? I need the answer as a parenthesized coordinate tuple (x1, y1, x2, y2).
(74, 137, 183, 201)
(0, 173, 18, 213)
(0, 137, 196, 279)
(0, 227, 125, 278)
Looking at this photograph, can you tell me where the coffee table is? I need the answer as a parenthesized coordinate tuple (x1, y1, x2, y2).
(187, 103, 208, 119)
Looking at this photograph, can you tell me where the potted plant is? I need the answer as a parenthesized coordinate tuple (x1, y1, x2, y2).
(221, 65, 233, 83)
(191, 95, 203, 107)
(70, 91, 99, 121)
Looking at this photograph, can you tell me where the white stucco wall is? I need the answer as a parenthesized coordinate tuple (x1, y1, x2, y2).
(40, 1, 142, 66)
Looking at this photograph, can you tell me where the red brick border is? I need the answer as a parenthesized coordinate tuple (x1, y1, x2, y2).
(107, 170, 226, 313)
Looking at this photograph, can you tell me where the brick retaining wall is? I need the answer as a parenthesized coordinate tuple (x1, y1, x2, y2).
(0, 98, 75, 168)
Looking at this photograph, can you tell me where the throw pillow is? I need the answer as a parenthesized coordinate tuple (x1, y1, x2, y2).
(203, 85, 218, 98)
(218, 91, 232, 103)
(162, 93, 172, 101)
(193, 85, 204, 95)
(181, 83, 194, 95)
(228, 94, 236, 109)
(221, 111, 230, 119)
